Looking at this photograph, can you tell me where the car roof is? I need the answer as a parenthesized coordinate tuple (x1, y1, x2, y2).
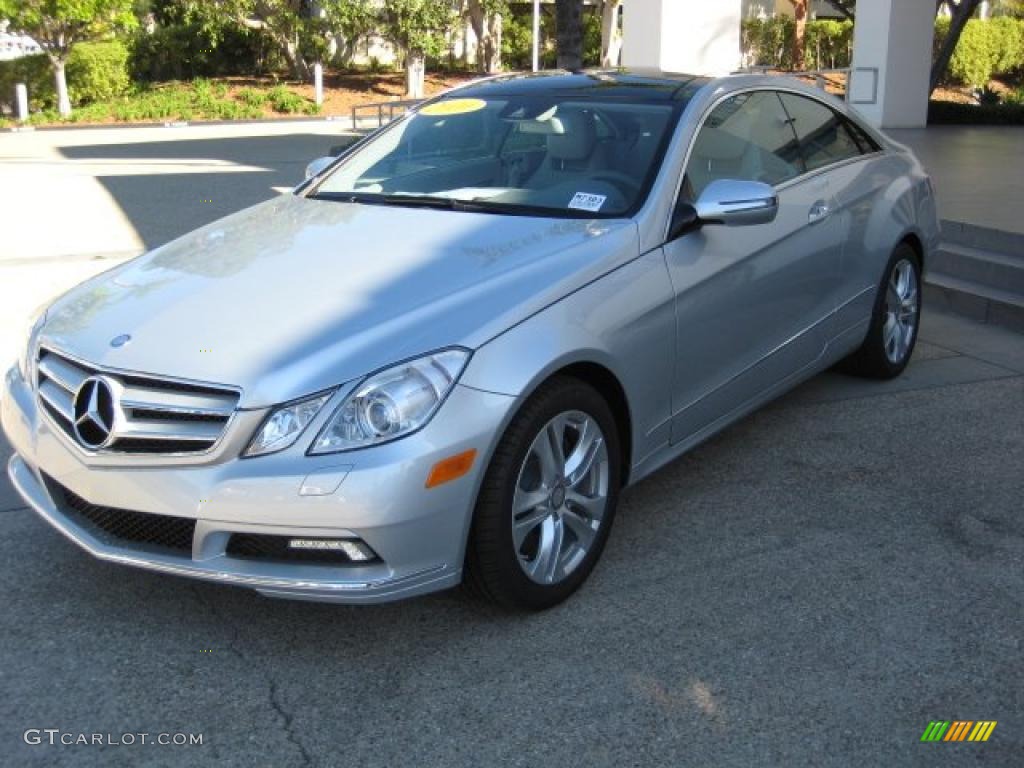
(449, 69, 711, 103)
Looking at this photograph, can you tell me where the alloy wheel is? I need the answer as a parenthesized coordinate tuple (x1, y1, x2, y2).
(883, 258, 919, 364)
(512, 410, 610, 585)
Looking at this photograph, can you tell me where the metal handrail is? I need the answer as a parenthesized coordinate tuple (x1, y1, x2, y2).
(349, 98, 423, 130)
(735, 66, 852, 101)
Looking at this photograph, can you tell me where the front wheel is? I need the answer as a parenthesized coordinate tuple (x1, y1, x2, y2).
(464, 377, 621, 611)
(840, 244, 922, 379)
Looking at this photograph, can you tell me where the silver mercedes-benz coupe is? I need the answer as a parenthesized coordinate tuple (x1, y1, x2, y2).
(3, 70, 938, 609)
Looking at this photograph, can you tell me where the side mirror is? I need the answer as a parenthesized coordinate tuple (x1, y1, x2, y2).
(693, 179, 778, 227)
(305, 156, 335, 180)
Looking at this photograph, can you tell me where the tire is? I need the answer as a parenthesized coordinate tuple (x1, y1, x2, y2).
(464, 376, 622, 611)
(839, 243, 922, 379)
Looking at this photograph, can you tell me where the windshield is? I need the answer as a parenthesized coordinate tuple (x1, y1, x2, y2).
(310, 95, 678, 217)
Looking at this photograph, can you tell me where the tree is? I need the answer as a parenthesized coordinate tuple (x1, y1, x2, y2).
(931, 0, 985, 92)
(323, 0, 375, 68)
(466, 0, 505, 73)
(0, 0, 136, 117)
(381, 0, 454, 97)
(555, 0, 583, 69)
(181, 0, 315, 79)
(598, 0, 622, 67)
(787, 0, 809, 69)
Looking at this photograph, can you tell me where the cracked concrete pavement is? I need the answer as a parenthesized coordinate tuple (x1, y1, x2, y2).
(0, 305, 1021, 768)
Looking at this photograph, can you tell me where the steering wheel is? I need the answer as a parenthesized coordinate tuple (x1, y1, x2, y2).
(590, 171, 642, 199)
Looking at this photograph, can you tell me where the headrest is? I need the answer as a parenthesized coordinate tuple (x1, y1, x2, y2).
(546, 110, 596, 162)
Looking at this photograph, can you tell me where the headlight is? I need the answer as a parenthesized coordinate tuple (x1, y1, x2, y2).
(243, 392, 332, 457)
(17, 307, 47, 384)
(309, 349, 469, 454)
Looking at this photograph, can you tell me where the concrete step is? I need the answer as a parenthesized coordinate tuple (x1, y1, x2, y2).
(930, 242, 1024, 295)
(941, 220, 1024, 255)
(926, 220, 1024, 333)
(924, 273, 1024, 334)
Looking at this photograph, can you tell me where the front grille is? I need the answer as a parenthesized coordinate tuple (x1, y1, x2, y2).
(48, 476, 196, 555)
(226, 534, 376, 565)
(36, 347, 239, 456)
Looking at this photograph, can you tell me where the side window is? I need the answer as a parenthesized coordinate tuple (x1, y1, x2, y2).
(684, 91, 803, 201)
(778, 93, 863, 172)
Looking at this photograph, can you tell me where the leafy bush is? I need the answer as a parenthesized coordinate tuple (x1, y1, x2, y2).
(742, 18, 855, 70)
(0, 40, 130, 112)
(742, 17, 798, 69)
(66, 41, 131, 104)
(267, 84, 318, 114)
(948, 18, 1024, 87)
(803, 19, 853, 70)
(236, 87, 268, 108)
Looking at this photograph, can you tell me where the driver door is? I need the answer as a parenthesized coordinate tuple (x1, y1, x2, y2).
(664, 90, 843, 444)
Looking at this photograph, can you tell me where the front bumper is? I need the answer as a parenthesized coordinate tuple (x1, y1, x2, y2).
(2, 364, 514, 604)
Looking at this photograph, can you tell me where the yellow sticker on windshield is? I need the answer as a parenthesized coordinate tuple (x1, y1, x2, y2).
(419, 98, 487, 117)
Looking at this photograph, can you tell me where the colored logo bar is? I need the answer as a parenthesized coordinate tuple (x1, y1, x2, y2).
(921, 721, 997, 742)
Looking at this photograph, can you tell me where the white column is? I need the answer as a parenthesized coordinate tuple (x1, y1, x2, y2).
(622, 0, 741, 76)
(849, 0, 936, 128)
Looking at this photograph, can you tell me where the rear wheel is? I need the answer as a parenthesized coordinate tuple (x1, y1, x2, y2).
(464, 377, 621, 611)
(840, 243, 922, 379)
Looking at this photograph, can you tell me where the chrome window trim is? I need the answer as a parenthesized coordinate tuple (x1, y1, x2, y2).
(663, 84, 886, 244)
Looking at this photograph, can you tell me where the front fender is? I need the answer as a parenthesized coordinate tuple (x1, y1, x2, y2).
(460, 248, 677, 470)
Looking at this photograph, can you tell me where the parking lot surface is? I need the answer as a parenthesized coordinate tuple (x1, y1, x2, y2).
(1, 306, 1021, 768)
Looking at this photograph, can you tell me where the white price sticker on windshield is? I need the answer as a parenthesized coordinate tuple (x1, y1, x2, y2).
(568, 192, 607, 212)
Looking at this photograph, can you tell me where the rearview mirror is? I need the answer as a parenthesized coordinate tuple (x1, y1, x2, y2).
(693, 179, 778, 227)
(305, 156, 335, 180)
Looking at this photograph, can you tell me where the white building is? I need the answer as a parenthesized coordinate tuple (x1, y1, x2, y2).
(0, 22, 42, 61)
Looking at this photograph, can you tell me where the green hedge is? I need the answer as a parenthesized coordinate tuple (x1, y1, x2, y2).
(0, 40, 130, 112)
(742, 18, 853, 70)
(743, 16, 1024, 85)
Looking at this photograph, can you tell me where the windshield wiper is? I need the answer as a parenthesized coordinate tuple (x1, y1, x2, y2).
(308, 191, 602, 219)
(309, 191, 462, 209)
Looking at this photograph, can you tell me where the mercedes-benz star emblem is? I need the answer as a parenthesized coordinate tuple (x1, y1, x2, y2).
(72, 376, 117, 449)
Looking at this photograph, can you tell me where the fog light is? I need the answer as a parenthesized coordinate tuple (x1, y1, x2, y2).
(287, 538, 375, 562)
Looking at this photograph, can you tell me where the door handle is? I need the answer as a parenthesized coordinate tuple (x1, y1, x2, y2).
(808, 201, 831, 224)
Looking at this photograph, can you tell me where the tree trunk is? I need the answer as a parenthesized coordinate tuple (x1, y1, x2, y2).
(930, 0, 983, 93)
(792, 0, 808, 70)
(406, 50, 425, 98)
(600, 0, 623, 67)
(555, 0, 583, 70)
(467, 0, 502, 73)
(53, 58, 71, 118)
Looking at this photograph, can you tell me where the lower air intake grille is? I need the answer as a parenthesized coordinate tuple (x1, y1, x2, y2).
(49, 476, 196, 555)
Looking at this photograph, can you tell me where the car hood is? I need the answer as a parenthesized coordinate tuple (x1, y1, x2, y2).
(41, 195, 638, 407)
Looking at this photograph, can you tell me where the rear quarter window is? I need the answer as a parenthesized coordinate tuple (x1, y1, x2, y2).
(778, 92, 864, 172)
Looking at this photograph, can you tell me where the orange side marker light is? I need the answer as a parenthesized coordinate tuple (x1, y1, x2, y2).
(426, 449, 477, 488)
